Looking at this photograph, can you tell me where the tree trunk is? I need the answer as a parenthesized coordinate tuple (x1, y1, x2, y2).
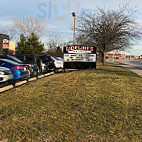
(102, 44, 106, 65)
(101, 52, 106, 65)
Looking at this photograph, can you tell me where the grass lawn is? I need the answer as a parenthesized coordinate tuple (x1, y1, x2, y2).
(0, 63, 142, 142)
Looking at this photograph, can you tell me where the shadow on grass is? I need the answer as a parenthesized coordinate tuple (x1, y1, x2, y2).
(97, 64, 138, 77)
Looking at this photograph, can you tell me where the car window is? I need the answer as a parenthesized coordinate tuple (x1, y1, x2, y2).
(16, 55, 25, 61)
(39, 56, 49, 63)
(39, 56, 48, 60)
(45, 56, 52, 60)
(0, 59, 19, 65)
(0, 55, 5, 59)
(57, 57, 63, 60)
(0, 61, 4, 66)
(50, 56, 56, 60)
(26, 56, 33, 61)
(53, 57, 59, 60)
(7, 55, 23, 63)
(54, 57, 62, 60)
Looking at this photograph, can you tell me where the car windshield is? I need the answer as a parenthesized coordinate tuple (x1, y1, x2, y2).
(55, 57, 63, 60)
(45, 56, 52, 60)
(1, 59, 20, 65)
(50, 56, 56, 60)
(24, 55, 35, 64)
(15, 55, 25, 61)
(42, 60, 48, 63)
(39, 56, 49, 63)
(26, 56, 33, 62)
(53, 57, 60, 60)
(52, 56, 62, 61)
(7, 55, 23, 63)
(0, 67, 10, 71)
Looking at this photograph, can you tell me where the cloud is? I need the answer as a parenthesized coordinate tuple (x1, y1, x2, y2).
(0, 0, 142, 55)
(0, 19, 13, 27)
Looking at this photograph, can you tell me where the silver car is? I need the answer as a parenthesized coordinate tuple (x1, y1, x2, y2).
(51, 57, 64, 69)
(0, 67, 13, 83)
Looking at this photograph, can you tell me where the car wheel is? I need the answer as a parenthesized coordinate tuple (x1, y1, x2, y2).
(12, 82, 16, 87)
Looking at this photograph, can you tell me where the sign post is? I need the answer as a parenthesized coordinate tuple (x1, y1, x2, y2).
(63, 45, 97, 69)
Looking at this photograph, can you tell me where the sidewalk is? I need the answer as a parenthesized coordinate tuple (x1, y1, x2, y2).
(116, 59, 142, 69)
(118, 63, 142, 77)
(107, 60, 142, 77)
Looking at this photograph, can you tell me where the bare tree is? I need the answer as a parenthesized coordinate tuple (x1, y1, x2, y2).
(0, 22, 18, 41)
(77, 6, 142, 64)
(14, 16, 46, 37)
(76, 34, 92, 45)
(45, 35, 63, 57)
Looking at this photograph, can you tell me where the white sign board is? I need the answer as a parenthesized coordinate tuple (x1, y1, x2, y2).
(64, 53, 96, 62)
(63, 46, 97, 69)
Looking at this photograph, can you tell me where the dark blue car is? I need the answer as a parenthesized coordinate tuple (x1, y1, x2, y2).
(0, 59, 29, 82)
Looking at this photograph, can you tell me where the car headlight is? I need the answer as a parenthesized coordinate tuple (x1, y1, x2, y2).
(0, 71, 5, 75)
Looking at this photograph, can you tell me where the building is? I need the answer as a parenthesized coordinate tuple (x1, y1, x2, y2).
(106, 51, 126, 59)
(0, 34, 10, 54)
(9, 41, 16, 54)
(0, 34, 15, 55)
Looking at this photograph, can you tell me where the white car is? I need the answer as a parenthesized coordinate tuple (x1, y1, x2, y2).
(51, 57, 64, 69)
(0, 67, 13, 83)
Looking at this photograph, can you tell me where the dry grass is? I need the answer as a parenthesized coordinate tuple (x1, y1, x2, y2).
(0, 63, 142, 142)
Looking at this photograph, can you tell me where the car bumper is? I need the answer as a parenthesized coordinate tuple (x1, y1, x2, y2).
(48, 63, 55, 69)
(11, 75, 29, 82)
(42, 65, 48, 72)
(11, 70, 29, 81)
(55, 63, 63, 69)
(0, 74, 13, 83)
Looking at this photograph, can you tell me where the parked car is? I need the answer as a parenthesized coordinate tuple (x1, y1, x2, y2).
(44, 55, 55, 71)
(38, 55, 50, 73)
(0, 67, 13, 83)
(0, 59, 29, 82)
(0, 55, 39, 77)
(15, 54, 49, 74)
(51, 56, 64, 69)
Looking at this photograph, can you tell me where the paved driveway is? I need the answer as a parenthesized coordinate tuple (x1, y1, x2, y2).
(114, 59, 142, 77)
(106, 59, 142, 77)
(116, 59, 142, 69)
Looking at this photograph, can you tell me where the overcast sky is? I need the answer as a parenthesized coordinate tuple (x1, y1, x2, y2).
(0, 0, 142, 55)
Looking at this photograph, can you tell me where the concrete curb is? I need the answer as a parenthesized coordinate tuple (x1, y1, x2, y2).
(0, 72, 54, 93)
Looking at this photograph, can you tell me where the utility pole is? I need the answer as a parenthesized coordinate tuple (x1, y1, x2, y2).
(72, 12, 76, 45)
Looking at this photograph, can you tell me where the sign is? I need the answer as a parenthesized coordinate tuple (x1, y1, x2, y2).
(3, 39, 9, 48)
(0, 34, 9, 54)
(63, 45, 97, 69)
(64, 53, 96, 62)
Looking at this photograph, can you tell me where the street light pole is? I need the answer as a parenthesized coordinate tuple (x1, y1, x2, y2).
(72, 12, 76, 45)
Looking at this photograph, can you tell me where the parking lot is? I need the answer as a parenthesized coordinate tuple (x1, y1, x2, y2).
(0, 71, 55, 93)
(0, 54, 64, 92)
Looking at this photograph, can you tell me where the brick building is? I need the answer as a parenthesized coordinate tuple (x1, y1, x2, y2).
(106, 51, 126, 59)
